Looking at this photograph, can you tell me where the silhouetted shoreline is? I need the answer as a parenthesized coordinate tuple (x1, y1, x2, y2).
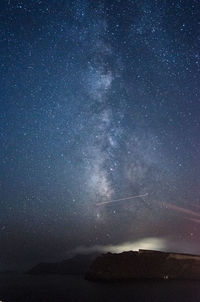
(86, 249, 200, 281)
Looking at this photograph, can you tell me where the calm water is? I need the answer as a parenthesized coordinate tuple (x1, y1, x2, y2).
(0, 274, 200, 302)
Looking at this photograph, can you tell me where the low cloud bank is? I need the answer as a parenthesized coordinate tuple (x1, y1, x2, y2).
(69, 237, 200, 257)
(69, 237, 166, 256)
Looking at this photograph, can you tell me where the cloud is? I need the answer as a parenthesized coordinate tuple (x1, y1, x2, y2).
(68, 236, 200, 257)
(69, 237, 166, 256)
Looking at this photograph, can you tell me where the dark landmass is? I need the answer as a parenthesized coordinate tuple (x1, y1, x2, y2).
(28, 253, 99, 275)
(0, 270, 19, 275)
(86, 249, 200, 281)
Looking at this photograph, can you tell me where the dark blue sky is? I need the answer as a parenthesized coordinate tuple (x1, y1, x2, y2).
(0, 0, 200, 269)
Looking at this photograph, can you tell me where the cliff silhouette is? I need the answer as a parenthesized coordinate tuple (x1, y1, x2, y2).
(86, 250, 200, 281)
(28, 254, 98, 275)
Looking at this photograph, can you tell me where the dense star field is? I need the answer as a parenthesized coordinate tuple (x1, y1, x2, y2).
(0, 0, 200, 269)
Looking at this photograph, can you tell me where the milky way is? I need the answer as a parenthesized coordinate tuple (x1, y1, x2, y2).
(0, 0, 200, 269)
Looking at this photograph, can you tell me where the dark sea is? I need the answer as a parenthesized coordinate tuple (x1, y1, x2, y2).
(0, 274, 200, 302)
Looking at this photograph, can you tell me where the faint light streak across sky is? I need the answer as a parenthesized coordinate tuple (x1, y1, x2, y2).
(96, 193, 148, 206)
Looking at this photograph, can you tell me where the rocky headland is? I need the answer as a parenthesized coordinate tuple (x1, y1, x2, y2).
(85, 249, 200, 281)
(28, 254, 98, 275)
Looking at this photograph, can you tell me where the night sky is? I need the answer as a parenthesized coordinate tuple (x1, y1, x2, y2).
(1, 0, 200, 269)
